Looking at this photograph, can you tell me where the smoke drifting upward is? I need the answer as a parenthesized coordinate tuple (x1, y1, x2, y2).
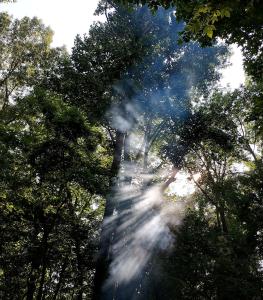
(101, 164, 191, 299)
(92, 4, 229, 299)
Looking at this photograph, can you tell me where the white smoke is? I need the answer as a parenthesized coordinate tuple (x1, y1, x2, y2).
(104, 165, 191, 292)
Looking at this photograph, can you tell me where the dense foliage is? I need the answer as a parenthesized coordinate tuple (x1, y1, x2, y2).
(0, 1, 262, 299)
(118, 0, 263, 80)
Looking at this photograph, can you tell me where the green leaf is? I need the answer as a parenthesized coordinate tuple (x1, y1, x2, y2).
(221, 8, 231, 18)
(204, 26, 214, 38)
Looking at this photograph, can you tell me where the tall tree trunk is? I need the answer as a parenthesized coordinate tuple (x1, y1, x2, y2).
(36, 227, 50, 300)
(26, 226, 42, 300)
(92, 130, 125, 300)
(26, 271, 37, 300)
(219, 205, 228, 234)
(109, 130, 125, 182)
(123, 132, 132, 184)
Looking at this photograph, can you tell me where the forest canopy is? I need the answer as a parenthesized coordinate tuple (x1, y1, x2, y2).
(0, 1, 263, 299)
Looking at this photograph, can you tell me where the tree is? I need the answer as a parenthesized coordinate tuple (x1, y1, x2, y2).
(161, 89, 263, 299)
(118, 0, 263, 80)
(0, 12, 65, 109)
(0, 13, 110, 300)
(64, 3, 229, 298)
(0, 87, 110, 299)
(2, 1, 262, 299)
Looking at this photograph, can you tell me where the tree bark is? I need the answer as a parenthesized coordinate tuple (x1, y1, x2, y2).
(26, 271, 37, 300)
(110, 130, 125, 181)
(26, 226, 42, 300)
(36, 227, 50, 300)
(92, 130, 125, 300)
(123, 132, 132, 184)
(219, 205, 228, 234)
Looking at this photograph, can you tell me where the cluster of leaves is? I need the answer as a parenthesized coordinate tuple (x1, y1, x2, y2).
(117, 0, 263, 81)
